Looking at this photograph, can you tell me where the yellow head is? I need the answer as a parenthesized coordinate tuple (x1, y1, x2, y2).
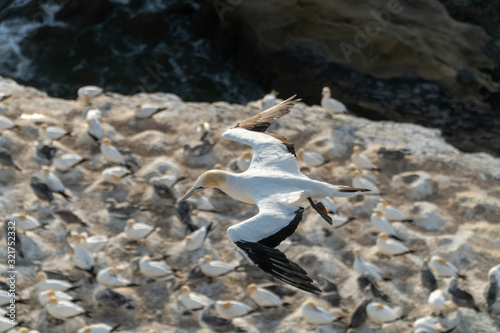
(242, 151, 253, 160)
(379, 233, 389, 241)
(83, 327, 91, 333)
(111, 174, 121, 182)
(37, 272, 47, 280)
(246, 283, 258, 294)
(179, 170, 227, 202)
(305, 300, 315, 308)
(437, 258, 447, 265)
(222, 301, 232, 310)
(352, 248, 361, 256)
(322, 87, 331, 96)
(353, 170, 362, 178)
(48, 297, 58, 305)
(375, 302, 384, 310)
(353, 145, 360, 153)
(202, 255, 212, 262)
(180, 285, 191, 294)
(380, 199, 388, 207)
(18, 328, 30, 333)
(42, 166, 50, 176)
(127, 219, 135, 226)
(102, 137, 111, 147)
(46, 289, 56, 297)
(375, 210, 383, 218)
(18, 213, 27, 220)
(40, 123, 48, 131)
(185, 235, 193, 243)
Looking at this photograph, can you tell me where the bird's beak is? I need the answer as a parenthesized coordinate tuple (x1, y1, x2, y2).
(178, 186, 204, 203)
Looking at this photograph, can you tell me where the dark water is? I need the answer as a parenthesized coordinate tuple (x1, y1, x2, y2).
(0, 0, 263, 102)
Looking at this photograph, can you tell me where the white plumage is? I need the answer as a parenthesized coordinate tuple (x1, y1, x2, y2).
(45, 297, 85, 320)
(100, 138, 125, 165)
(86, 116, 103, 142)
(71, 234, 95, 271)
(235, 151, 252, 172)
(38, 289, 74, 306)
(428, 289, 452, 315)
(77, 323, 116, 333)
(135, 103, 165, 118)
(377, 199, 410, 221)
(351, 145, 377, 169)
(370, 210, 398, 238)
(80, 232, 108, 253)
(36, 272, 74, 292)
(247, 284, 283, 307)
(353, 248, 384, 281)
(0, 290, 17, 306)
(183, 223, 211, 251)
(297, 150, 325, 167)
(198, 255, 235, 277)
(77, 85, 103, 103)
(96, 267, 133, 288)
(353, 170, 380, 194)
(0, 317, 16, 332)
(214, 300, 253, 319)
(124, 219, 155, 241)
(321, 87, 347, 113)
(138, 255, 174, 280)
(489, 264, 500, 281)
(413, 316, 447, 333)
(301, 300, 337, 325)
(429, 256, 462, 278)
(40, 166, 68, 194)
(53, 151, 84, 171)
(366, 302, 400, 325)
(178, 285, 208, 311)
(376, 233, 410, 256)
(8, 213, 42, 232)
(38, 123, 68, 141)
(102, 166, 131, 184)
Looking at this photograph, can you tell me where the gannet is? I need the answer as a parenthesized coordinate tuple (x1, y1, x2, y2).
(0, 115, 16, 131)
(421, 260, 438, 292)
(413, 316, 449, 333)
(183, 222, 212, 251)
(235, 151, 252, 171)
(215, 300, 254, 319)
(77, 85, 104, 103)
(357, 274, 391, 303)
(36, 272, 76, 292)
(353, 248, 384, 281)
(30, 176, 55, 203)
(351, 145, 378, 170)
(198, 255, 236, 277)
(196, 121, 211, 140)
(377, 199, 412, 222)
(106, 199, 146, 219)
(321, 87, 347, 113)
(53, 151, 85, 171)
(348, 299, 370, 329)
(353, 170, 380, 194)
(38, 289, 75, 306)
(138, 255, 174, 280)
(429, 256, 466, 279)
(297, 150, 325, 167)
(135, 103, 166, 119)
(8, 213, 43, 232)
(189, 192, 216, 211)
(488, 264, 500, 281)
(199, 303, 245, 333)
(35, 142, 58, 164)
(448, 278, 480, 311)
(39, 123, 69, 142)
(124, 219, 156, 241)
(100, 138, 126, 165)
(103, 166, 131, 184)
(17, 328, 39, 333)
(51, 202, 86, 226)
(428, 289, 451, 315)
(46, 297, 87, 320)
(72, 233, 95, 272)
(376, 232, 412, 256)
(180, 96, 367, 293)
(246, 283, 283, 308)
(77, 323, 120, 333)
(178, 285, 208, 311)
(150, 177, 177, 202)
(487, 274, 498, 314)
(97, 267, 135, 288)
(86, 116, 103, 142)
(94, 288, 134, 309)
(80, 232, 108, 253)
(370, 210, 402, 241)
(301, 300, 338, 325)
(366, 302, 400, 325)
(260, 90, 278, 111)
(0, 149, 21, 171)
(39, 166, 71, 200)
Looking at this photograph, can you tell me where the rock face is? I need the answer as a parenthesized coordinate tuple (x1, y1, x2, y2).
(1, 77, 500, 332)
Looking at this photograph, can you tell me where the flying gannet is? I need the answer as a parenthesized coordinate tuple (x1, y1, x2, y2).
(180, 96, 368, 294)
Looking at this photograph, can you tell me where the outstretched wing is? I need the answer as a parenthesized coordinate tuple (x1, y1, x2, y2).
(222, 96, 301, 173)
(227, 197, 321, 294)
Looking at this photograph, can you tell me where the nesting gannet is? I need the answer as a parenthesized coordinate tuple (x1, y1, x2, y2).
(353, 170, 380, 194)
(376, 232, 412, 256)
(39, 166, 71, 200)
(246, 283, 283, 308)
(429, 256, 466, 279)
(180, 96, 367, 293)
(124, 219, 156, 241)
(100, 138, 126, 165)
(86, 116, 103, 142)
(46, 296, 87, 320)
(199, 303, 245, 333)
(77, 323, 120, 333)
(0, 317, 17, 332)
(0, 115, 16, 131)
(176, 201, 197, 232)
(135, 103, 166, 119)
(150, 177, 177, 202)
(297, 150, 325, 167)
(77, 85, 104, 103)
(235, 151, 253, 172)
(80, 232, 108, 253)
(348, 299, 371, 329)
(357, 274, 391, 303)
(421, 260, 438, 292)
(8, 213, 43, 232)
(38, 289, 75, 306)
(38, 123, 69, 142)
(366, 302, 400, 325)
(94, 288, 134, 309)
(301, 300, 338, 325)
(72, 233, 95, 272)
(413, 316, 449, 333)
(215, 300, 254, 319)
(198, 255, 236, 277)
(178, 285, 208, 311)
(377, 199, 412, 222)
(321, 87, 347, 113)
(448, 278, 480, 311)
(486, 274, 498, 314)
(96, 266, 135, 288)
(260, 90, 278, 111)
(51, 202, 86, 226)
(36, 142, 58, 164)
(428, 289, 453, 316)
(353, 248, 384, 281)
(30, 176, 55, 203)
(196, 121, 211, 140)
(183, 223, 212, 251)
(102, 166, 131, 185)
(36, 272, 76, 292)
(183, 139, 216, 157)
(488, 264, 500, 281)
(351, 145, 378, 170)
(370, 210, 402, 241)
(106, 199, 146, 219)
(0, 149, 21, 170)
(138, 255, 174, 280)
(53, 151, 86, 171)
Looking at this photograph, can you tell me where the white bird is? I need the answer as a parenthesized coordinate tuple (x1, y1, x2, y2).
(96, 266, 134, 288)
(86, 116, 103, 142)
(100, 138, 126, 165)
(321, 87, 347, 113)
(247, 283, 283, 308)
(215, 300, 253, 319)
(80, 232, 108, 253)
(36, 272, 75, 292)
(138, 255, 174, 280)
(429, 256, 466, 279)
(198, 255, 235, 278)
(297, 150, 325, 167)
(259, 90, 278, 111)
(39, 166, 71, 199)
(489, 264, 500, 281)
(134, 103, 166, 119)
(319, 197, 337, 214)
(366, 302, 400, 325)
(428, 289, 453, 315)
(376, 233, 411, 256)
(370, 210, 400, 240)
(301, 300, 338, 325)
(38, 289, 74, 306)
(124, 219, 155, 241)
(413, 316, 448, 333)
(178, 285, 208, 311)
(71, 233, 95, 271)
(189, 192, 216, 211)
(353, 170, 379, 194)
(45, 297, 86, 320)
(77, 323, 119, 333)
(183, 223, 212, 251)
(86, 108, 102, 120)
(0, 317, 16, 332)
(0, 115, 16, 131)
(8, 213, 43, 232)
(38, 123, 69, 142)
(351, 145, 378, 170)
(102, 166, 131, 184)
(235, 151, 253, 172)
(376, 199, 412, 222)
(196, 121, 211, 140)
(353, 248, 384, 281)
(53, 151, 85, 171)
(179, 96, 367, 293)
(77, 85, 103, 104)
